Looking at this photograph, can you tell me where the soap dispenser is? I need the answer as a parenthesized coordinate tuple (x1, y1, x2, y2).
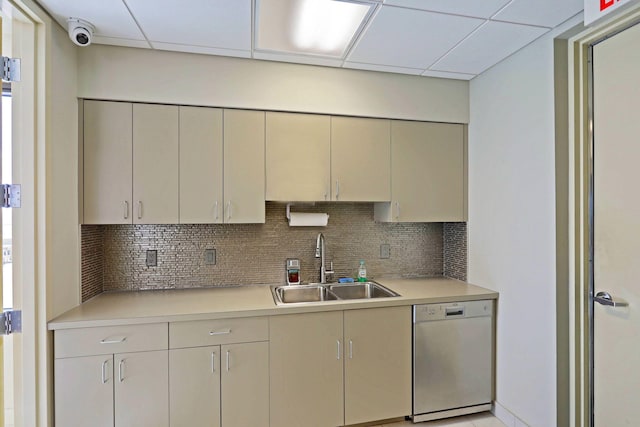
(286, 259, 301, 285)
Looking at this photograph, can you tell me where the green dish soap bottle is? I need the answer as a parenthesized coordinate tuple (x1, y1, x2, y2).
(358, 260, 367, 282)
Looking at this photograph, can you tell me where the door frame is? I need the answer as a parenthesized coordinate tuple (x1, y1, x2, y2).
(566, 5, 640, 427)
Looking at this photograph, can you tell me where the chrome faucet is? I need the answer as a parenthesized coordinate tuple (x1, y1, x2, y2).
(315, 233, 334, 284)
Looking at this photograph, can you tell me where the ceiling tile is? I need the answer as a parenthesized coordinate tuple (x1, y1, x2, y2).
(125, 0, 252, 50)
(347, 6, 484, 69)
(384, 0, 511, 19)
(36, 0, 145, 40)
(431, 21, 548, 75)
(421, 70, 475, 80)
(151, 42, 251, 59)
(492, 0, 583, 28)
(93, 36, 151, 49)
(343, 62, 424, 75)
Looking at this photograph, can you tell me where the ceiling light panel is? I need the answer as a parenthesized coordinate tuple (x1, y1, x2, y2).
(256, 0, 375, 58)
(347, 6, 484, 69)
(492, 0, 583, 28)
(37, 0, 145, 40)
(384, 0, 512, 19)
(430, 21, 548, 75)
(125, 0, 252, 50)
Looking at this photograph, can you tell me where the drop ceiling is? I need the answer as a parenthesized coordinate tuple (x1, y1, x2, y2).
(36, 0, 583, 80)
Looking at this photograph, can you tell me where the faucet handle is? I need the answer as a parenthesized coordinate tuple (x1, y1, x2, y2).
(326, 261, 335, 276)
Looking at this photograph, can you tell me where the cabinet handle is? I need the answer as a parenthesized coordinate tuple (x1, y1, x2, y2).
(349, 340, 353, 359)
(211, 352, 216, 373)
(336, 180, 340, 200)
(118, 359, 125, 382)
(324, 189, 328, 201)
(214, 200, 219, 221)
(101, 359, 109, 384)
(395, 201, 400, 220)
(336, 340, 341, 360)
(226, 201, 232, 221)
(138, 201, 143, 219)
(226, 350, 230, 371)
(209, 329, 231, 336)
(100, 336, 127, 345)
(124, 201, 129, 219)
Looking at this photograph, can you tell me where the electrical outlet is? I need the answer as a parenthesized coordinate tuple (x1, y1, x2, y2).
(380, 244, 391, 259)
(146, 250, 157, 267)
(205, 248, 216, 265)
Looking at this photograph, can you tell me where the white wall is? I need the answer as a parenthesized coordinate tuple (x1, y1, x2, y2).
(468, 16, 581, 427)
(77, 45, 469, 124)
(47, 23, 79, 319)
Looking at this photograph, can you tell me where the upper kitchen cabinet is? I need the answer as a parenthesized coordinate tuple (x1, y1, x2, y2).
(330, 117, 391, 202)
(266, 112, 331, 201)
(83, 100, 133, 225)
(133, 104, 179, 224)
(179, 106, 224, 224)
(375, 121, 466, 222)
(223, 109, 265, 223)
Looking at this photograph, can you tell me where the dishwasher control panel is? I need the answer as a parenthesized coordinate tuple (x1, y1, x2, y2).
(413, 300, 493, 322)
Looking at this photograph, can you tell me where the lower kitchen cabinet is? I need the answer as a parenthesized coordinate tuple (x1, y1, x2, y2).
(344, 306, 412, 425)
(168, 317, 269, 427)
(54, 350, 169, 427)
(54, 355, 114, 427)
(270, 311, 344, 427)
(270, 307, 411, 427)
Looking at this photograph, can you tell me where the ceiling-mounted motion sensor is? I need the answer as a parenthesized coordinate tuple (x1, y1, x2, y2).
(67, 18, 95, 47)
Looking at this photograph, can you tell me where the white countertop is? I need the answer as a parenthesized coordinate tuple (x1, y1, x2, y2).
(48, 277, 498, 330)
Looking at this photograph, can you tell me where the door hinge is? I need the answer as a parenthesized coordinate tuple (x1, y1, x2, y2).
(1, 56, 20, 82)
(2, 184, 21, 208)
(0, 310, 22, 335)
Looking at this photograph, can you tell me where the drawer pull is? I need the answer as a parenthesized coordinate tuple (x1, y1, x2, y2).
(209, 329, 231, 336)
(101, 359, 109, 384)
(100, 336, 127, 344)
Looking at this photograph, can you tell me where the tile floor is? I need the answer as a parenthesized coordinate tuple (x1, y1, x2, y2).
(373, 412, 507, 427)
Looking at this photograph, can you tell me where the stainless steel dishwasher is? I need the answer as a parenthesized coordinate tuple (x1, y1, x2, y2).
(413, 300, 494, 422)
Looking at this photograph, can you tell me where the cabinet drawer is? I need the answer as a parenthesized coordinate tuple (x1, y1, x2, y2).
(55, 323, 168, 358)
(170, 317, 268, 349)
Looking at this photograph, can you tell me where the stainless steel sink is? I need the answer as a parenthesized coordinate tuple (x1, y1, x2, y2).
(327, 282, 399, 300)
(273, 284, 339, 304)
(271, 281, 400, 305)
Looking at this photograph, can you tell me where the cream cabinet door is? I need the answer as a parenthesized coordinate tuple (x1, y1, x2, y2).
(115, 350, 169, 427)
(270, 312, 344, 427)
(223, 110, 265, 223)
(221, 342, 269, 427)
(266, 112, 331, 201)
(376, 121, 465, 222)
(179, 107, 223, 224)
(169, 346, 221, 427)
(344, 306, 412, 425)
(331, 116, 391, 201)
(133, 104, 179, 224)
(54, 355, 114, 427)
(83, 100, 133, 224)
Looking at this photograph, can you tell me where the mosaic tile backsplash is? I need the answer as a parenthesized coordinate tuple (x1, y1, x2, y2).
(443, 222, 467, 282)
(81, 203, 467, 299)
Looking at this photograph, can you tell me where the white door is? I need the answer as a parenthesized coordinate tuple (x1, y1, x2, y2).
(592, 22, 640, 426)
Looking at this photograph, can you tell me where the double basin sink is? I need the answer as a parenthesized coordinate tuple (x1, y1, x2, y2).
(271, 281, 400, 305)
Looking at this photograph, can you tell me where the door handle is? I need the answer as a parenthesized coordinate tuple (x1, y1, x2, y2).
(594, 291, 629, 307)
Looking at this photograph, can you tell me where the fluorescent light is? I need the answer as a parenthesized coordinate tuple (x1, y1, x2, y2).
(294, 0, 370, 55)
(256, 0, 373, 58)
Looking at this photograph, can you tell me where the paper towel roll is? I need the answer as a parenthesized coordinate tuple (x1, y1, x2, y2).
(288, 212, 329, 227)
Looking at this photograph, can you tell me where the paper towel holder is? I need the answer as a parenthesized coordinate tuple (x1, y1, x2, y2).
(286, 203, 329, 226)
